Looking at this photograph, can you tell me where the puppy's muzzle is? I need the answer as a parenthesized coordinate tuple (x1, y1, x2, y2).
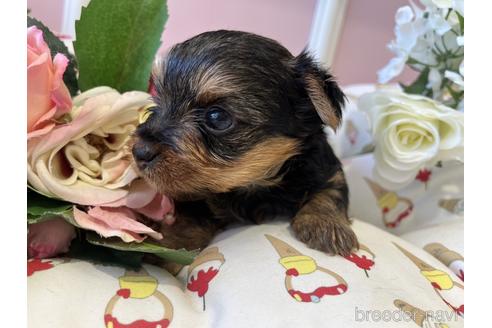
(132, 142, 158, 170)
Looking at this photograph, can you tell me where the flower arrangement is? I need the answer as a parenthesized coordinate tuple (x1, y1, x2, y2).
(27, 0, 197, 267)
(378, 0, 464, 110)
(359, 89, 463, 189)
(360, 0, 464, 189)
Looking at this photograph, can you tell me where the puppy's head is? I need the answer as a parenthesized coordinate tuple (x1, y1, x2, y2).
(133, 30, 345, 200)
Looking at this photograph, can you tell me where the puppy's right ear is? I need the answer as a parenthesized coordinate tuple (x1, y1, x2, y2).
(291, 51, 346, 130)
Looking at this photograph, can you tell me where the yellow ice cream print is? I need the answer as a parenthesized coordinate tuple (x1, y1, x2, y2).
(393, 243, 464, 317)
(364, 178, 414, 228)
(265, 234, 348, 303)
(104, 269, 174, 328)
(118, 274, 158, 299)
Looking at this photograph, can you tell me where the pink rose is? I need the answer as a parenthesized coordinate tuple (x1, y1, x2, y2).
(28, 217, 76, 258)
(27, 86, 176, 243)
(27, 26, 72, 139)
(73, 196, 175, 243)
(28, 87, 152, 206)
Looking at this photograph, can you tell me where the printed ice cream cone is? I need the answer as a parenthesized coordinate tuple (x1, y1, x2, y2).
(424, 243, 464, 282)
(359, 244, 376, 258)
(393, 243, 454, 290)
(188, 246, 225, 276)
(265, 234, 317, 275)
(266, 235, 348, 303)
(394, 244, 464, 317)
(424, 243, 463, 267)
(118, 269, 158, 299)
(364, 178, 414, 228)
(394, 300, 451, 327)
(105, 269, 174, 328)
(394, 299, 427, 327)
(438, 198, 464, 215)
(265, 234, 304, 257)
(364, 178, 399, 209)
(394, 243, 436, 271)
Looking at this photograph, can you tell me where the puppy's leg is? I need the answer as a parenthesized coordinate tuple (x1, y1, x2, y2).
(156, 212, 221, 251)
(146, 213, 222, 274)
(291, 169, 359, 256)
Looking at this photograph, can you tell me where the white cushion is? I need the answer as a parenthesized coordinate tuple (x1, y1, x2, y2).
(344, 153, 463, 235)
(28, 220, 464, 328)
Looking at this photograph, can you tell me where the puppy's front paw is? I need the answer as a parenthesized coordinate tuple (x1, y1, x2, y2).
(291, 214, 359, 256)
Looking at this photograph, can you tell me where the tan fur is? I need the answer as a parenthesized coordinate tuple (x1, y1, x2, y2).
(195, 66, 239, 103)
(305, 74, 340, 130)
(144, 134, 300, 199)
(324, 170, 348, 205)
(291, 172, 358, 256)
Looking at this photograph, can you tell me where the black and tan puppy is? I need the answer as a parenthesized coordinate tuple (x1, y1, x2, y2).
(132, 30, 359, 256)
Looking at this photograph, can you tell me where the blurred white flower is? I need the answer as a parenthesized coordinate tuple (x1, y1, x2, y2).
(427, 68, 443, 97)
(378, 55, 407, 84)
(430, 0, 453, 9)
(456, 35, 464, 46)
(395, 5, 414, 24)
(445, 70, 463, 87)
(378, 0, 464, 109)
(428, 12, 451, 35)
(453, 0, 464, 16)
(359, 90, 463, 189)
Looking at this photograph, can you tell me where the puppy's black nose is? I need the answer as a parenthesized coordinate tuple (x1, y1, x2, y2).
(132, 143, 158, 168)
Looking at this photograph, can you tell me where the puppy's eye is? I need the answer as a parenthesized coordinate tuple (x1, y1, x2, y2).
(205, 107, 233, 131)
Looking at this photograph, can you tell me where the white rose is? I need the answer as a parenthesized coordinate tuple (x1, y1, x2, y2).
(359, 90, 463, 189)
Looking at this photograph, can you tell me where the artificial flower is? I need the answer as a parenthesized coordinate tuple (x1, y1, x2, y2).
(72, 206, 163, 243)
(27, 87, 154, 206)
(27, 26, 72, 139)
(378, 0, 464, 109)
(71, 192, 175, 243)
(359, 90, 463, 189)
(28, 217, 76, 258)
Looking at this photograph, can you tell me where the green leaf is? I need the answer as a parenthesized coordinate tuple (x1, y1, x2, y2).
(86, 232, 198, 265)
(27, 16, 79, 96)
(457, 12, 464, 33)
(400, 66, 431, 96)
(67, 233, 144, 270)
(27, 190, 79, 226)
(74, 0, 168, 92)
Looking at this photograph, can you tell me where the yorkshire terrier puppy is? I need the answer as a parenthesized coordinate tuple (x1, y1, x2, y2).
(132, 30, 359, 256)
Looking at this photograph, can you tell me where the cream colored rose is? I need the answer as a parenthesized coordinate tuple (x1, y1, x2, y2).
(359, 90, 463, 189)
(27, 87, 155, 206)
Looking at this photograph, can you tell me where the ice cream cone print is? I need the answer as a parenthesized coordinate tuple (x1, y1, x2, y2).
(27, 259, 54, 277)
(438, 198, 464, 215)
(187, 247, 225, 276)
(27, 258, 71, 277)
(393, 243, 464, 317)
(265, 234, 348, 303)
(393, 299, 450, 328)
(364, 178, 414, 228)
(344, 243, 376, 277)
(394, 299, 428, 326)
(187, 247, 225, 311)
(104, 268, 173, 328)
(424, 243, 464, 282)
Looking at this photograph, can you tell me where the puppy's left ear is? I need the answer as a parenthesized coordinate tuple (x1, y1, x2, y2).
(291, 51, 346, 130)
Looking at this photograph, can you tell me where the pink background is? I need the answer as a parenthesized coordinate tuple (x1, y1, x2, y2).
(27, 0, 416, 85)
